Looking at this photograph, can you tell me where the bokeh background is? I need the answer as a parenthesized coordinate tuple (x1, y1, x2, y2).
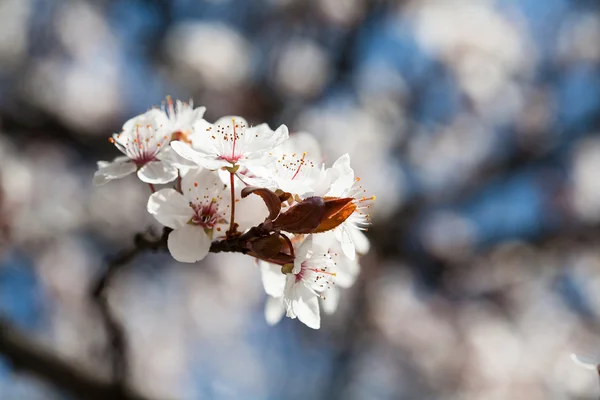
(1, 0, 600, 398)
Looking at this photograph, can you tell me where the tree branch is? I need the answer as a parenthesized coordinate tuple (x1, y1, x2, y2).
(0, 225, 273, 400)
(90, 224, 272, 392)
(0, 318, 154, 400)
(91, 228, 171, 386)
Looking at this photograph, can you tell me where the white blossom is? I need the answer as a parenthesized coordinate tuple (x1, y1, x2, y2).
(315, 231, 360, 315)
(326, 154, 374, 259)
(94, 109, 177, 185)
(147, 168, 229, 262)
(171, 116, 289, 171)
(94, 98, 207, 186)
(92, 100, 374, 330)
(246, 132, 325, 195)
(261, 235, 336, 329)
(162, 97, 206, 140)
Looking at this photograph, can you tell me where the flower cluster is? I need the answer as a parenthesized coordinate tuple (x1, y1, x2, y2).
(94, 97, 374, 329)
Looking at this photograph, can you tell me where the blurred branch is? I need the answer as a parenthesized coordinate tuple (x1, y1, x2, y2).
(0, 225, 286, 400)
(90, 224, 288, 390)
(0, 318, 154, 400)
(91, 228, 171, 386)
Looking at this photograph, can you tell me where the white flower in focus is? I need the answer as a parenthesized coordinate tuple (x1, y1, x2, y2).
(171, 116, 289, 170)
(246, 131, 337, 197)
(162, 96, 206, 142)
(94, 109, 178, 185)
(147, 168, 229, 262)
(261, 235, 336, 329)
(314, 232, 360, 315)
(326, 154, 374, 259)
(158, 97, 207, 172)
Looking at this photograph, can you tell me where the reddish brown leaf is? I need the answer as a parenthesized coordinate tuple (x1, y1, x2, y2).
(272, 196, 325, 234)
(248, 251, 295, 266)
(249, 233, 283, 258)
(241, 186, 282, 220)
(312, 201, 357, 233)
(322, 197, 354, 219)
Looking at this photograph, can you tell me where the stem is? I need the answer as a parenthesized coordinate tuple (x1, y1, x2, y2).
(279, 232, 295, 259)
(148, 184, 156, 193)
(235, 172, 251, 187)
(227, 172, 236, 235)
(176, 175, 182, 193)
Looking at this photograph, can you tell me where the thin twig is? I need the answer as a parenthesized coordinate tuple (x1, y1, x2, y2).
(0, 318, 155, 400)
(90, 222, 286, 391)
(227, 172, 236, 236)
(235, 172, 251, 187)
(91, 229, 169, 386)
(279, 232, 295, 259)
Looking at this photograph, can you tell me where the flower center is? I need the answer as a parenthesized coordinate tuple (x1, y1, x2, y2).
(346, 177, 376, 231)
(190, 200, 219, 229)
(210, 118, 246, 164)
(277, 152, 315, 181)
(110, 124, 169, 166)
(295, 260, 336, 290)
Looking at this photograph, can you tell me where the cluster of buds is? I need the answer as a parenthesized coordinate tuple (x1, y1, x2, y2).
(94, 97, 374, 329)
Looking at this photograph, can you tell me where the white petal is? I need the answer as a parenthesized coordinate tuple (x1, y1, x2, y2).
(171, 141, 206, 164)
(286, 132, 322, 162)
(349, 226, 370, 255)
(312, 231, 336, 249)
(181, 168, 226, 203)
(123, 108, 165, 131)
(264, 296, 285, 326)
(277, 179, 315, 198)
(191, 119, 219, 152)
(137, 161, 178, 184)
(311, 165, 339, 197)
(214, 115, 249, 128)
(97, 156, 128, 169)
(122, 114, 140, 131)
(571, 353, 600, 371)
(167, 225, 211, 263)
(235, 189, 270, 232)
(157, 146, 196, 169)
(172, 140, 230, 170)
(181, 167, 207, 193)
(242, 155, 278, 168)
(328, 154, 354, 196)
(335, 254, 359, 288)
(336, 226, 356, 260)
(260, 262, 286, 297)
(272, 124, 290, 147)
(292, 285, 321, 329)
(201, 157, 232, 170)
(192, 106, 206, 120)
(246, 123, 289, 153)
(293, 236, 313, 274)
(147, 189, 194, 229)
(321, 287, 340, 315)
(93, 159, 136, 186)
